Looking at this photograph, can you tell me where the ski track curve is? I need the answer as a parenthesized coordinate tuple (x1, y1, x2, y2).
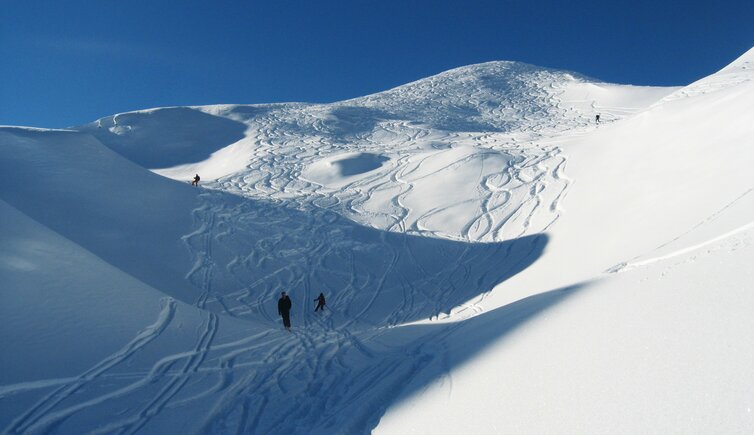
(5, 64, 674, 433)
(4, 298, 177, 435)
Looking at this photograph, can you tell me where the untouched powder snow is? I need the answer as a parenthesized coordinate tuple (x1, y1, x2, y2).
(1, 48, 753, 434)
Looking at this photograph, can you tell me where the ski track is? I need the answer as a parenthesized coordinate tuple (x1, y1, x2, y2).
(4, 298, 177, 434)
(163, 71, 586, 431)
(606, 188, 754, 274)
(211, 65, 591, 244)
(2, 65, 663, 434)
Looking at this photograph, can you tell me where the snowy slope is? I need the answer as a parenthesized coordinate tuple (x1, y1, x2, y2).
(0, 198, 257, 434)
(1, 48, 753, 434)
(80, 61, 676, 242)
(0, 127, 204, 303)
(377, 46, 754, 434)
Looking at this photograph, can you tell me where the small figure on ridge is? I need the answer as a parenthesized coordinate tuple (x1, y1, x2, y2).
(314, 293, 326, 312)
(191, 174, 200, 186)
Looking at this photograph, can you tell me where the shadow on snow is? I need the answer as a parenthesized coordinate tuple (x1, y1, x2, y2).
(81, 107, 249, 169)
(190, 191, 549, 329)
(0, 126, 566, 434)
(202, 283, 585, 434)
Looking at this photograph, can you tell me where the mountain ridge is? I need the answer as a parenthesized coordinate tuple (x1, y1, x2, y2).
(1, 47, 752, 434)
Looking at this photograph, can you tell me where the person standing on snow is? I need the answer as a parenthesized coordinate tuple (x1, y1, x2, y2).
(278, 292, 292, 330)
(595, 114, 601, 123)
(192, 174, 200, 186)
(314, 293, 326, 312)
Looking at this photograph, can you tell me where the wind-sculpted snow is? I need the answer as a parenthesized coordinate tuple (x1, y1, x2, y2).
(4, 49, 754, 434)
(0, 127, 203, 302)
(0, 59, 674, 434)
(0, 122, 551, 433)
(82, 107, 249, 169)
(1, 191, 557, 434)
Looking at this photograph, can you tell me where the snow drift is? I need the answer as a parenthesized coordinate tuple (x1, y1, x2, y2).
(1, 48, 753, 434)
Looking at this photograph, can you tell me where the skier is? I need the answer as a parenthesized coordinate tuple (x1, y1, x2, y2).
(191, 174, 200, 186)
(314, 293, 326, 312)
(278, 291, 292, 331)
(595, 114, 601, 123)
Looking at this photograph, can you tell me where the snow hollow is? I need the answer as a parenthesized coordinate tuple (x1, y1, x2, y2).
(2, 48, 754, 434)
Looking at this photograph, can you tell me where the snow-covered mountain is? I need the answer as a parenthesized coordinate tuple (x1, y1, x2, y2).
(79, 61, 675, 243)
(1, 48, 753, 434)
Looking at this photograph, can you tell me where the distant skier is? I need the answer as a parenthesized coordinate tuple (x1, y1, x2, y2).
(314, 293, 326, 312)
(278, 292, 292, 330)
(191, 174, 200, 186)
(595, 114, 601, 123)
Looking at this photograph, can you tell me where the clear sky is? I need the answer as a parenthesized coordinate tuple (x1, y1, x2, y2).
(2, 0, 752, 129)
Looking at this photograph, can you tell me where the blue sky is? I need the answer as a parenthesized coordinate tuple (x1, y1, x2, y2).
(2, 0, 752, 128)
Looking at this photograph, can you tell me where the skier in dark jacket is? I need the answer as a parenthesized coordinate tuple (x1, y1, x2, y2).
(192, 174, 200, 186)
(278, 292, 292, 330)
(314, 293, 326, 312)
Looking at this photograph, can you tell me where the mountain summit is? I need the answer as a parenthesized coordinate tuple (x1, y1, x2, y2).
(1, 48, 753, 434)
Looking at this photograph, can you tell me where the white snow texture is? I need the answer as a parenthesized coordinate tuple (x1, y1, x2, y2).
(1, 48, 753, 434)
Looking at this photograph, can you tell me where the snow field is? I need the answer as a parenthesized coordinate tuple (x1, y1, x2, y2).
(1, 48, 753, 433)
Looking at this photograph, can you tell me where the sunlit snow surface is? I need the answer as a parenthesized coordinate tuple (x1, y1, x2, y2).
(2, 50, 754, 434)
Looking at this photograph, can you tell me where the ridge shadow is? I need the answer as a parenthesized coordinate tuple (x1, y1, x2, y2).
(190, 191, 549, 328)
